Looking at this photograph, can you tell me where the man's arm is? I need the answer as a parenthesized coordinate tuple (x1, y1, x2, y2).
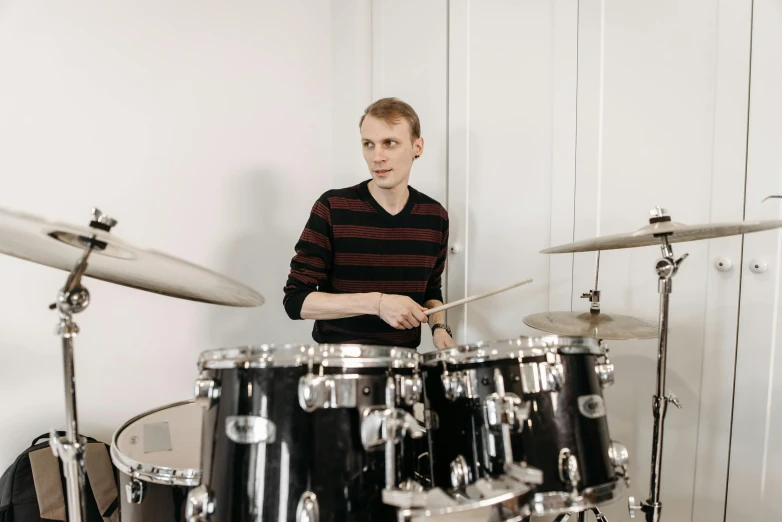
(424, 214, 457, 349)
(425, 299, 457, 349)
(302, 291, 429, 330)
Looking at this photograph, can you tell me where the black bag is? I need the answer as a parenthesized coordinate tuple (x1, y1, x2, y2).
(0, 432, 119, 522)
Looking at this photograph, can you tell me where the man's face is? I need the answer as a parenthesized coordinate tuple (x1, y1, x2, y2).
(360, 115, 423, 190)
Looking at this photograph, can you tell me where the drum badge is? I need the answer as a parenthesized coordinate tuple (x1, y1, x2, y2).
(578, 395, 606, 419)
(226, 416, 276, 444)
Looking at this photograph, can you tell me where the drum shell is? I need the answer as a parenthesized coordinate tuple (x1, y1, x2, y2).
(199, 364, 420, 522)
(117, 472, 191, 522)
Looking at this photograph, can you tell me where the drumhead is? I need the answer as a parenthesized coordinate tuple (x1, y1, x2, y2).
(421, 335, 601, 365)
(198, 343, 418, 369)
(110, 401, 202, 486)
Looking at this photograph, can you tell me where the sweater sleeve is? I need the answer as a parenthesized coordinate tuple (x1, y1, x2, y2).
(424, 215, 449, 303)
(283, 195, 333, 320)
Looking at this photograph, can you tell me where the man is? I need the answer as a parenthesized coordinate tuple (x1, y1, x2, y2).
(283, 97, 457, 350)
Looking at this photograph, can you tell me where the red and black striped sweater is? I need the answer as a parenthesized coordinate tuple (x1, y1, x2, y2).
(283, 179, 449, 348)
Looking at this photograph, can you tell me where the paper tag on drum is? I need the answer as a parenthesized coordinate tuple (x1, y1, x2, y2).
(578, 395, 606, 419)
(226, 416, 276, 444)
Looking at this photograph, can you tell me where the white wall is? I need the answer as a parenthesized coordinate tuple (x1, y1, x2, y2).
(726, 0, 782, 518)
(569, 1, 751, 521)
(0, 1, 447, 467)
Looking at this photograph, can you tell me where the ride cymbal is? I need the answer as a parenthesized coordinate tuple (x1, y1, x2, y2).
(0, 206, 264, 307)
(541, 218, 782, 254)
(523, 310, 657, 340)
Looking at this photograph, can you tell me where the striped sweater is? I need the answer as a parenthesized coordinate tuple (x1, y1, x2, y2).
(283, 179, 449, 348)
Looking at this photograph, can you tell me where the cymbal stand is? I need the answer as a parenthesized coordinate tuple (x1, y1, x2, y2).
(581, 251, 602, 313)
(48, 209, 117, 522)
(628, 208, 687, 522)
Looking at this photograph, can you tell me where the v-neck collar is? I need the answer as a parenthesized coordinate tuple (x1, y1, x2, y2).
(358, 179, 417, 219)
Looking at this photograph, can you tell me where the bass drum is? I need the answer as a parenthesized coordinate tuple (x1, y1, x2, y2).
(111, 401, 202, 522)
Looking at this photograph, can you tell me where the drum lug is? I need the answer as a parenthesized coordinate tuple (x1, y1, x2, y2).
(441, 370, 474, 400)
(194, 373, 220, 408)
(595, 350, 615, 388)
(360, 407, 425, 449)
(484, 393, 529, 431)
(297, 373, 359, 412)
(520, 358, 565, 393)
(395, 374, 422, 406)
(449, 455, 472, 488)
(296, 491, 320, 522)
(185, 485, 214, 522)
(125, 476, 145, 504)
(609, 440, 631, 485)
(558, 448, 581, 494)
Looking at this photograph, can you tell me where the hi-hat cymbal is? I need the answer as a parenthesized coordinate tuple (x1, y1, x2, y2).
(0, 206, 264, 307)
(541, 218, 782, 254)
(523, 311, 657, 340)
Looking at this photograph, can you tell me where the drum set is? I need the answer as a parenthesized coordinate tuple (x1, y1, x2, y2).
(1, 204, 781, 522)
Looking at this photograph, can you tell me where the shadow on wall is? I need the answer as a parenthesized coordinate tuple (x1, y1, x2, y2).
(199, 169, 315, 355)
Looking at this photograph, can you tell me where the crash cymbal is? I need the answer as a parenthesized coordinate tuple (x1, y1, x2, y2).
(541, 218, 782, 254)
(0, 206, 264, 307)
(523, 310, 657, 340)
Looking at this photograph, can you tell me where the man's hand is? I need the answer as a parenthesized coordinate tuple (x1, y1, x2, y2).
(378, 294, 429, 329)
(433, 328, 457, 350)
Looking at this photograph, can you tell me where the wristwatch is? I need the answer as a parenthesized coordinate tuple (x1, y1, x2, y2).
(431, 323, 452, 337)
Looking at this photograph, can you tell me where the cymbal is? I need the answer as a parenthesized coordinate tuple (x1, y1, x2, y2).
(0, 206, 264, 307)
(541, 219, 782, 254)
(523, 311, 658, 340)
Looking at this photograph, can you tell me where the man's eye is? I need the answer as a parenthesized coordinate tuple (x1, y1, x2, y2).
(363, 142, 373, 148)
(386, 140, 397, 146)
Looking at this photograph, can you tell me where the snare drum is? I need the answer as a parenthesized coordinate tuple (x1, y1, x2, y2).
(187, 344, 423, 522)
(110, 401, 203, 522)
(420, 336, 628, 516)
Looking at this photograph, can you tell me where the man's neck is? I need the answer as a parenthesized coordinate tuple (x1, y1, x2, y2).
(368, 180, 410, 216)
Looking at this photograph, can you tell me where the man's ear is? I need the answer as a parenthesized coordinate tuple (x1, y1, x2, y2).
(414, 137, 424, 159)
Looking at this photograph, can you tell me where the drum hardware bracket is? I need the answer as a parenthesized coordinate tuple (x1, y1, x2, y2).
(298, 373, 360, 412)
(449, 455, 472, 488)
(520, 355, 565, 394)
(185, 484, 215, 522)
(296, 491, 320, 522)
(595, 345, 615, 388)
(194, 373, 221, 408)
(558, 448, 581, 497)
(487, 369, 523, 464)
(298, 372, 421, 412)
(395, 374, 422, 406)
(440, 368, 475, 400)
(48, 208, 117, 522)
(125, 475, 146, 504)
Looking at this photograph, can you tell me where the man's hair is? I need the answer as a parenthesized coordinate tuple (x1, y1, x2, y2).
(359, 97, 421, 141)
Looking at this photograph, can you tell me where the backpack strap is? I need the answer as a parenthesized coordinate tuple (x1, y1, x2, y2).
(85, 443, 119, 522)
(28, 448, 66, 521)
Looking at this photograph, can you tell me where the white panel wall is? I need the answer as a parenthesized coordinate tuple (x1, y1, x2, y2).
(726, 0, 782, 519)
(0, 0, 451, 466)
(0, 1, 337, 467)
(571, 1, 751, 521)
(446, 0, 578, 346)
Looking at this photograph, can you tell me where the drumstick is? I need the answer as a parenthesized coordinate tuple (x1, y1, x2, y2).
(424, 278, 533, 316)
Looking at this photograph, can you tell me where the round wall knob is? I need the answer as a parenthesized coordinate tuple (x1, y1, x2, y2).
(714, 257, 732, 272)
(449, 244, 462, 255)
(749, 259, 768, 274)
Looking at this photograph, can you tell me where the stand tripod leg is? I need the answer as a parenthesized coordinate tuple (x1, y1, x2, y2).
(51, 329, 88, 522)
(591, 507, 608, 521)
